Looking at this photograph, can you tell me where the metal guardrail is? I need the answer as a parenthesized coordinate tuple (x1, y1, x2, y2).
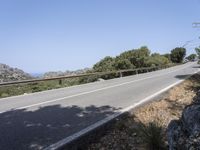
(0, 65, 174, 86)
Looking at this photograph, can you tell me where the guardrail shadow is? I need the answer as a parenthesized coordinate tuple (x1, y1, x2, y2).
(0, 105, 120, 150)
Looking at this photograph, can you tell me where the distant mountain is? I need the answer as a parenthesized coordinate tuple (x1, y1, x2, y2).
(31, 73, 43, 78)
(0, 63, 33, 83)
(43, 68, 91, 78)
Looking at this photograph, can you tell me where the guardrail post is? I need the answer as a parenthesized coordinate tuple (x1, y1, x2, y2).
(136, 69, 138, 75)
(119, 72, 123, 78)
(59, 79, 62, 85)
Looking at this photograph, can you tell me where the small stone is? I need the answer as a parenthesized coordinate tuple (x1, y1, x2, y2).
(133, 133, 137, 136)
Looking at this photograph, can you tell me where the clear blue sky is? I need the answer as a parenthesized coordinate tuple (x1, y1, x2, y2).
(0, 0, 200, 73)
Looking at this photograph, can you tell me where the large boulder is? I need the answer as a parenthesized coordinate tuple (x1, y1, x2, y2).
(167, 90, 200, 150)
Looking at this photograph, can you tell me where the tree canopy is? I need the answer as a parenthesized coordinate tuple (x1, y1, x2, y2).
(146, 53, 170, 67)
(93, 46, 188, 73)
(170, 47, 186, 63)
(186, 54, 196, 61)
(195, 46, 200, 59)
(114, 58, 135, 70)
(93, 56, 115, 72)
(93, 46, 174, 72)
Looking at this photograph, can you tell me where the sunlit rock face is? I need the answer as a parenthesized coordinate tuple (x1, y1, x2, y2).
(0, 63, 33, 83)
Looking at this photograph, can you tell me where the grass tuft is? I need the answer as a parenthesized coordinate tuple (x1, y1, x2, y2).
(139, 121, 166, 150)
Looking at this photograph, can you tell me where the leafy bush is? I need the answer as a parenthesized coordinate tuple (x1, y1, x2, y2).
(170, 47, 186, 63)
(146, 53, 170, 67)
(114, 58, 135, 70)
(186, 54, 197, 61)
(162, 53, 171, 62)
(93, 56, 116, 72)
(1, 93, 9, 98)
(93, 46, 173, 72)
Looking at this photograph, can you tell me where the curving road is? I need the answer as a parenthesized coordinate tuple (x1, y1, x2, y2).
(0, 62, 199, 150)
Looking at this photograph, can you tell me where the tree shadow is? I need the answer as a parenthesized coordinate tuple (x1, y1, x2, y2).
(175, 74, 192, 79)
(174, 73, 200, 91)
(175, 74, 200, 92)
(0, 105, 120, 150)
(192, 66, 200, 68)
(167, 74, 200, 111)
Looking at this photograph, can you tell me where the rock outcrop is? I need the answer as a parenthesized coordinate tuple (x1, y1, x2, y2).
(167, 90, 200, 150)
(0, 63, 33, 83)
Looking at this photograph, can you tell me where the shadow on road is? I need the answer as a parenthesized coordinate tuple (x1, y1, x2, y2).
(192, 66, 200, 68)
(175, 74, 200, 93)
(0, 105, 119, 150)
(175, 74, 191, 79)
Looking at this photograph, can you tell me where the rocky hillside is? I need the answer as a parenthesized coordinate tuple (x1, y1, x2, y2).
(43, 68, 91, 78)
(0, 63, 33, 83)
(167, 90, 200, 149)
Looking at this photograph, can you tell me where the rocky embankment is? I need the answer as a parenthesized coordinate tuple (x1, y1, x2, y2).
(0, 63, 33, 83)
(168, 90, 200, 149)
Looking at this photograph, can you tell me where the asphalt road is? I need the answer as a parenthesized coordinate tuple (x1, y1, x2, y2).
(0, 62, 199, 150)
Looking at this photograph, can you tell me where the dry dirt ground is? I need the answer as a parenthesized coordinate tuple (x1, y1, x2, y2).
(87, 74, 200, 150)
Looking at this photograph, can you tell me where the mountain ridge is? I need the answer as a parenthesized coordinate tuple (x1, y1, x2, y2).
(0, 63, 33, 83)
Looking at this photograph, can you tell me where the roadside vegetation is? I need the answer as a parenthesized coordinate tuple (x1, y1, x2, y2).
(195, 46, 200, 59)
(186, 54, 197, 61)
(0, 77, 97, 98)
(93, 46, 172, 72)
(0, 46, 189, 98)
(88, 73, 200, 150)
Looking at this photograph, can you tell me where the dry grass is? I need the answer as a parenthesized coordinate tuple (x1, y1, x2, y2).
(88, 74, 200, 150)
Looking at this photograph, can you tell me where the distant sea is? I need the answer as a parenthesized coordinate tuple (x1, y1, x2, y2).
(30, 73, 44, 78)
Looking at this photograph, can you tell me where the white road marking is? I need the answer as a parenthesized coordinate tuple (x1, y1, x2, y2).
(0, 62, 193, 102)
(0, 63, 196, 114)
(45, 68, 200, 150)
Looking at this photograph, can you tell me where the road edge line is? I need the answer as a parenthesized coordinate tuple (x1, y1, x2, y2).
(44, 70, 199, 150)
(0, 62, 193, 101)
(3, 63, 194, 112)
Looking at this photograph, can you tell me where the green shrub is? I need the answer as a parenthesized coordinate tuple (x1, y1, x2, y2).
(170, 47, 186, 63)
(1, 93, 9, 98)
